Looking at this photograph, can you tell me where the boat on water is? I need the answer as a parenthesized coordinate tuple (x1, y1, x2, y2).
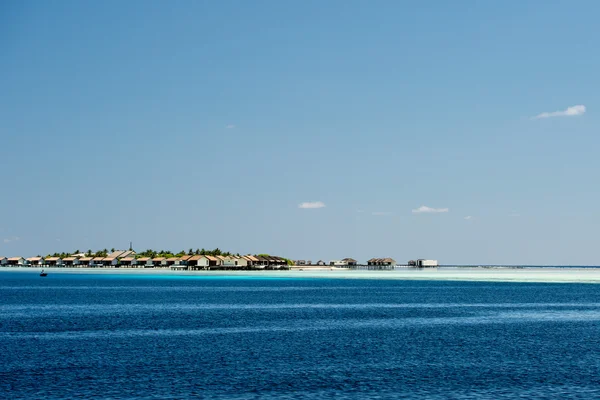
(40, 270, 48, 277)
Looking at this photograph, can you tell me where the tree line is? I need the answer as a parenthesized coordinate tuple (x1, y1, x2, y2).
(43, 248, 294, 265)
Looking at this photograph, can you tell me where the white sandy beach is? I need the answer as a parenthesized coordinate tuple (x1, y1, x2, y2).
(2, 266, 600, 283)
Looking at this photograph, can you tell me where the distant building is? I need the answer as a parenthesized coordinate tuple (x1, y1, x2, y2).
(166, 257, 180, 267)
(329, 258, 356, 266)
(7, 257, 26, 266)
(205, 255, 219, 268)
(136, 257, 152, 268)
(187, 255, 209, 270)
(368, 258, 396, 266)
(27, 257, 44, 266)
(151, 257, 165, 267)
(63, 257, 81, 267)
(416, 259, 438, 267)
(243, 255, 259, 267)
(45, 257, 63, 267)
(234, 256, 248, 268)
(79, 257, 94, 267)
(119, 257, 136, 267)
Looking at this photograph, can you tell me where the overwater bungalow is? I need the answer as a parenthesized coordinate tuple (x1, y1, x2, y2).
(78, 257, 93, 267)
(180, 255, 193, 265)
(63, 257, 80, 267)
(233, 256, 248, 268)
(45, 257, 63, 267)
(91, 257, 104, 267)
(7, 257, 26, 266)
(119, 257, 136, 267)
(136, 257, 152, 268)
(255, 256, 269, 267)
(170, 262, 188, 270)
(367, 258, 397, 267)
(27, 257, 45, 266)
(0, 257, 7, 266)
(187, 255, 209, 270)
(243, 255, 260, 267)
(151, 257, 165, 268)
(165, 257, 180, 267)
(205, 255, 219, 268)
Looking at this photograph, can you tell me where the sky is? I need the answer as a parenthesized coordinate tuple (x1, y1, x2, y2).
(1, 0, 599, 265)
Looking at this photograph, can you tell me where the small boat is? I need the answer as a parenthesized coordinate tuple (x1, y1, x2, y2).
(40, 270, 48, 277)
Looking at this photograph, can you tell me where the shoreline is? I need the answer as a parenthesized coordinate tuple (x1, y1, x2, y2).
(3, 266, 600, 283)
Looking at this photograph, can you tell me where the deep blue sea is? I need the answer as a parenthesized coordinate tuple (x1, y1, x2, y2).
(1, 272, 600, 399)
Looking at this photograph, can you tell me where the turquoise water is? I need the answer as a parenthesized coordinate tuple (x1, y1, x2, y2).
(1, 272, 600, 398)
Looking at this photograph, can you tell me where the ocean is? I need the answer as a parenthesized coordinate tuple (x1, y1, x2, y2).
(1, 272, 599, 399)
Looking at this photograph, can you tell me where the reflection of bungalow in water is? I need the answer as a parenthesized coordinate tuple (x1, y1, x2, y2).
(7, 257, 26, 266)
(63, 257, 81, 267)
(27, 257, 45, 266)
(45, 257, 64, 267)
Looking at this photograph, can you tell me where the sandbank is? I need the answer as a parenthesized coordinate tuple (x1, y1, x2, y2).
(2, 266, 600, 283)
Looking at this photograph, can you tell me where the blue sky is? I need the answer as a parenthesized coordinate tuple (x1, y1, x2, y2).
(1, 0, 599, 265)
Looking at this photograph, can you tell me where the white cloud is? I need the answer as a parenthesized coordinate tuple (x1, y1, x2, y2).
(298, 201, 326, 209)
(464, 216, 473, 220)
(225, 124, 236, 129)
(372, 211, 393, 216)
(3, 236, 20, 243)
(533, 105, 586, 119)
(412, 205, 449, 214)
